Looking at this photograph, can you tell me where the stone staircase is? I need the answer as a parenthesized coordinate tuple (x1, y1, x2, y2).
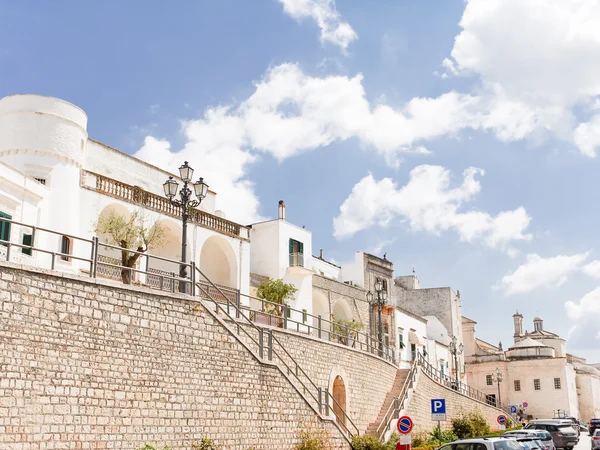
(366, 368, 410, 435)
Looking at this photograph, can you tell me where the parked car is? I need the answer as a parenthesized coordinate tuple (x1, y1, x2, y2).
(592, 429, 600, 450)
(590, 419, 600, 436)
(504, 430, 556, 450)
(437, 437, 524, 450)
(513, 437, 544, 450)
(525, 420, 579, 449)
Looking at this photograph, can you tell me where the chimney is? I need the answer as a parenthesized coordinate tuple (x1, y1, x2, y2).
(278, 200, 286, 221)
(513, 311, 523, 343)
(319, 249, 323, 259)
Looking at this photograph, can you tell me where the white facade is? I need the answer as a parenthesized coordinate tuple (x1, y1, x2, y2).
(0, 94, 250, 296)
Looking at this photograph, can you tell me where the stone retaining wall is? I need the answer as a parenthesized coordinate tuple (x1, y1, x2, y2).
(0, 263, 348, 450)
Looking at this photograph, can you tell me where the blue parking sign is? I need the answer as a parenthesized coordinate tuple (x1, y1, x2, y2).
(510, 406, 517, 414)
(431, 399, 446, 414)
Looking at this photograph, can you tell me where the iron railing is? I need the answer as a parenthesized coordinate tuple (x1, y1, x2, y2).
(289, 252, 304, 267)
(376, 358, 420, 441)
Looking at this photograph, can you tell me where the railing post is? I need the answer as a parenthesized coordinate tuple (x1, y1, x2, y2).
(51, 252, 55, 270)
(190, 261, 196, 297)
(283, 304, 288, 329)
(318, 387, 322, 414)
(6, 242, 11, 262)
(345, 325, 349, 346)
(235, 290, 241, 319)
(91, 237, 98, 278)
(267, 329, 273, 361)
(258, 328, 264, 359)
(318, 315, 322, 339)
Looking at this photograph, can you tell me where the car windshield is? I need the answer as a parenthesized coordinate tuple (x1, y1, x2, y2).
(594, 430, 600, 437)
(495, 440, 526, 450)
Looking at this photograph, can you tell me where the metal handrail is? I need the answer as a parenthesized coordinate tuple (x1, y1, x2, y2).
(193, 264, 360, 439)
(238, 291, 396, 364)
(375, 356, 420, 440)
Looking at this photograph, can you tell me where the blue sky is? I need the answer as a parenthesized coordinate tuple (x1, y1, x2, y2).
(2, 0, 600, 361)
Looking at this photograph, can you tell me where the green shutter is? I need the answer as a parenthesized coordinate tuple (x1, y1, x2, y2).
(0, 212, 12, 246)
(22, 234, 32, 256)
(289, 238, 294, 254)
(298, 242, 303, 255)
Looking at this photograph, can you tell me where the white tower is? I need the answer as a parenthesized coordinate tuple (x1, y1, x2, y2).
(0, 94, 88, 262)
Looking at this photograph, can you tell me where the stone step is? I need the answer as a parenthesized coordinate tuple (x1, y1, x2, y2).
(366, 369, 411, 435)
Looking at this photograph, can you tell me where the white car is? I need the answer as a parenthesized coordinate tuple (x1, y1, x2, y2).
(438, 437, 524, 450)
(504, 430, 556, 450)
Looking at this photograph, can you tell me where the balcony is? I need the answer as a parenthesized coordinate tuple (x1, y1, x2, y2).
(82, 171, 249, 240)
(289, 252, 304, 267)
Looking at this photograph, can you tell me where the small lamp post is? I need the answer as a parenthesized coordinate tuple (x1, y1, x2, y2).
(163, 161, 208, 293)
(492, 367, 504, 407)
(373, 279, 387, 357)
(449, 335, 464, 387)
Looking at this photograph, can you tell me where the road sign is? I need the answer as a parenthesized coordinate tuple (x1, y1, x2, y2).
(523, 402, 529, 408)
(431, 398, 447, 421)
(498, 415, 507, 425)
(510, 406, 517, 414)
(398, 415, 414, 435)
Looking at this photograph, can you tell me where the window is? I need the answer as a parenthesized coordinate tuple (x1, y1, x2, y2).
(21, 234, 32, 256)
(288, 238, 304, 267)
(534, 379, 541, 390)
(514, 380, 521, 391)
(410, 343, 416, 360)
(554, 378, 561, 389)
(423, 345, 427, 356)
(60, 236, 71, 262)
(0, 212, 11, 246)
(486, 374, 493, 386)
(398, 329, 405, 349)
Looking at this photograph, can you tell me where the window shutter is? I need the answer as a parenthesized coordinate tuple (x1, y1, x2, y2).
(22, 234, 32, 256)
(299, 242, 303, 255)
(289, 238, 294, 254)
(0, 212, 12, 245)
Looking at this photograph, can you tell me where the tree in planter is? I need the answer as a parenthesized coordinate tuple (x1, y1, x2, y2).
(256, 279, 297, 327)
(332, 318, 364, 346)
(95, 210, 167, 284)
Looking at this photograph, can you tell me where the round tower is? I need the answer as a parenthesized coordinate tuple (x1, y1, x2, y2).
(0, 94, 87, 247)
(513, 311, 524, 343)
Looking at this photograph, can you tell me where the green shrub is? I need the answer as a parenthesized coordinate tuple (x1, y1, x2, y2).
(192, 438, 220, 450)
(451, 410, 490, 439)
(384, 433, 401, 449)
(295, 422, 332, 450)
(428, 428, 457, 444)
(136, 445, 172, 450)
(351, 434, 385, 450)
(411, 430, 430, 448)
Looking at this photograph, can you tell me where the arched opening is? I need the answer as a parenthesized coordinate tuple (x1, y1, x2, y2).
(332, 375, 347, 430)
(199, 235, 238, 302)
(96, 203, 131, 280)
(59, 236, 72, 262)
(312, 289, 330, 338)
(332, 299, 352, 322)
(146, 219, 186, 291)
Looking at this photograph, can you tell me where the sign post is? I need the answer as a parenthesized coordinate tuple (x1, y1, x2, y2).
(497, 415, 507, 431)
(397, 416, 413, 450)
(431, 399, 446, 448)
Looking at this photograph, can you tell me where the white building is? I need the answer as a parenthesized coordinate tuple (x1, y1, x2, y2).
(0, 94, 250, 296)
(464, 313, 600, 422)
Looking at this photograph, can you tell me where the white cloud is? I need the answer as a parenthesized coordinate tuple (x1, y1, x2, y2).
(565, 287, 600, 349)
(499, 252, 589, 295)
(332, 165, 531, 253)
(582, 260, 600, 278)
(278, 0, 357, 51)
(444, 0, 600, 155)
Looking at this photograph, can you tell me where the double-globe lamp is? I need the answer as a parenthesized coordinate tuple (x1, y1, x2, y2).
(163, 161, 209, 293)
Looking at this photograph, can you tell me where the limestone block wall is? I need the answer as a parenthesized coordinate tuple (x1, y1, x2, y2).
(0, 263, 348, 450)
(262, 326, 398, 433)
(406, 369, 509, 434)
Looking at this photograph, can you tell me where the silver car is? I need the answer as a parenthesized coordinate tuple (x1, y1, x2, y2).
(525, 420, 579, 449)
(438, 437, 524, 450)
(504, 430, 556, 450)
(592, 429, 600, 450)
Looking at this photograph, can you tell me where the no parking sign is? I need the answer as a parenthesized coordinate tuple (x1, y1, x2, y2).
(397, 415, 413, 435)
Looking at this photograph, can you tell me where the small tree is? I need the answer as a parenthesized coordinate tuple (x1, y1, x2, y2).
(95, 210, 167, 284)
(256, 278, 297, 326)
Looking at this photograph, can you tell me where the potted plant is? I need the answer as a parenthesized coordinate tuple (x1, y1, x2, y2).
(256, 279, 297, 328)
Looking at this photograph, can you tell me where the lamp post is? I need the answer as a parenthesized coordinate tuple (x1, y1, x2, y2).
(372, 279, 387, 356)
(492, 367, 504, 407)
(163, 161, 208, 293)
(449, 335, 464, 387)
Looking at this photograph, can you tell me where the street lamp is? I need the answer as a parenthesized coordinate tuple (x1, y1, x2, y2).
(492, 367, 504, 407)
(372, 279, 387, 357)
(449, 335, 464, 387)
(163, 161, 209, 292)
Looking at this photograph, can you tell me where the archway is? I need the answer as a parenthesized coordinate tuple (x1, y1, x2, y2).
(199, 235, 237, 289)
(332, 375, 347, 430)
(312, 289, 330, 338)
(332, 299, 352, 321)
(96, 203, 132, 280)
(146, 219, 187, 291)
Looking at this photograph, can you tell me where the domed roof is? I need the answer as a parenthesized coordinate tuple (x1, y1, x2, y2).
(510, 337, 549, 349)
(534, 316, 543, 321)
